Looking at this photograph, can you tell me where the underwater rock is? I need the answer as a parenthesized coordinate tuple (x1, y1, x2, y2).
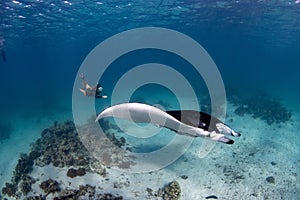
(81, 119, 134, 169)
(120, 137, 126, 145)
(99, 119, 126, 148)
(98, 118, 123, 133)
(89, 158, 108, 176)
(146, 188, 153, 196)
(113, 182, 121, 189)
(266, 176, 275, 184)
(66, 167, 86, 178)
(1, 182, 17, 197)
(24, 195, 46, 200)
(97, 193, 123, 200)
(180, 175, 188, 180)
(29, 150, 42, 161)
(13, 153, 35, 184)
(40, 179, 60, 194)
(78, 184, 96, 197)
(104, 132, 127, 149)
(54, 189, 78, 199)
(20, 181, 32, 195)
(1, 152, 37, 197)
(54, 185, 95, 199)
(229, 89, 292, 125)
(32, 121, 92, 169)
(98, 118, 111, 132)
(33, 119, 129, 172)
(223, 166, 244, 183)
(271, 161, 277, 166)
(157, 181, 181, 200)
(20, 174, 36, 195)
(1, 120, 128, 199)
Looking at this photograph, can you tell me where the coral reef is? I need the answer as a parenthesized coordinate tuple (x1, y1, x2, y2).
(1, 120, 128, 199)
(32, 120, 92, 168)
(1, 182, 17, 197)
(79, 119, 134, 169)
(227, 89, 292, 125)
(40, 179, 60, 194)
(2, 151, 40, 197)
(20, 175, 36, 195)
(51, 184, 123, 200)
(24, 195, 45, 200)
(180, 88, 291, 125)
(98, 193, 123, 200)
(106, 133, 127, 149)
(14, 152, 40, 183)
(66, 167, 86, 178)
(20, 183, 123, 200)
(98, 119, 130, 149)
(156, 181, 181, 200)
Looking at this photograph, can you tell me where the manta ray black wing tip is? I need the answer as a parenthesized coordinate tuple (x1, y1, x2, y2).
(226, 139, 234, 144)
(218, 136, 234, 144)
(234, 132, 241, 137)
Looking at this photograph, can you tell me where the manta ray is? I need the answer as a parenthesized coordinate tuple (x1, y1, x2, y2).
(95, 103, 240, 144)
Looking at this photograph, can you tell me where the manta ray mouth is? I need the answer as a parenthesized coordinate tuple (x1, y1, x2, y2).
(95, 103, 240, 144)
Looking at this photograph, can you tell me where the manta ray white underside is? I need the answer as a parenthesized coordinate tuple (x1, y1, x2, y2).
(95, 103, 240, 144)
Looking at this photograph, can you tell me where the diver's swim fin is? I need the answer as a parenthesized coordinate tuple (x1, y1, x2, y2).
(1, 50, 6, 62)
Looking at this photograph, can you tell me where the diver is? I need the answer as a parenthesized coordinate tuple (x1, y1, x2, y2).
(0, 37, 6, 62)
(79, 73, 108, 99)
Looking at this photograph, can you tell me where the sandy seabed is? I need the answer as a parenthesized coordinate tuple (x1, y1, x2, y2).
(0, 100, 299, 200)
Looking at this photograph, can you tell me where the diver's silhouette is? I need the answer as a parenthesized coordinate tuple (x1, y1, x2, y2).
(79, 73, 108, 99)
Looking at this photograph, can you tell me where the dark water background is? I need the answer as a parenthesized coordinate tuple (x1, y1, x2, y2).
(1, 0, 300, 121)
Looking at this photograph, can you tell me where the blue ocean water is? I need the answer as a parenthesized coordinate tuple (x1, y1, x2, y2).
(1, 0, 300, 199)
(1, 0, 300, 117)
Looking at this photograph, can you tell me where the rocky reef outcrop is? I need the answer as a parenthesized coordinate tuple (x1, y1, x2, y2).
(1, 120, 125, 199)
(40, 179, 60, 194)
(32, 120, 92, 168)
(204, 88, 292, 125)
(156, 180, 181, 200)
(66, 167, 86, 178)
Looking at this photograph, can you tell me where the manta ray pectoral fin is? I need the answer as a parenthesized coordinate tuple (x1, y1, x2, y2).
(209, 131, 234, 144)
(231, 130, 241, 137)
(95, 103, 239, 144)
(218, 136, 234, 144)
(216, 123, 241, 137)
